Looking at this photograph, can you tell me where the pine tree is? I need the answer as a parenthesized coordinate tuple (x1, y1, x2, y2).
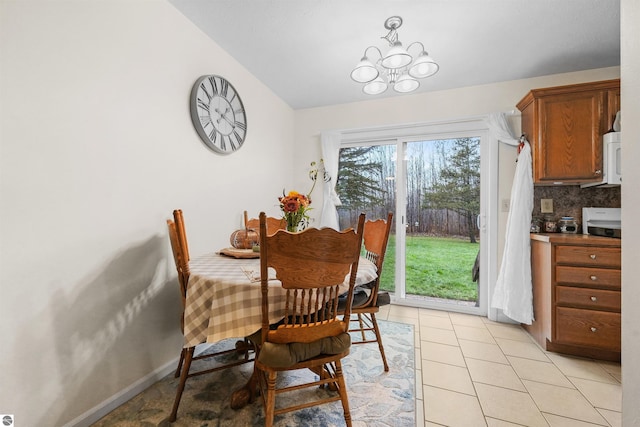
(336, 146, 385, 224)
(423, 138, 480, 243)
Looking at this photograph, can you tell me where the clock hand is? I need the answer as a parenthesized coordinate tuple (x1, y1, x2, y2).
(215, 107, 235, 127)
(220, 114, 234, 126)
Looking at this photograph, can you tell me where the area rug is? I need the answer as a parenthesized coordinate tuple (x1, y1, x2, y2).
(92, 320, 415, 427)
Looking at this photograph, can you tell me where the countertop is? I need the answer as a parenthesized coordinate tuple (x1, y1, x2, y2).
(530, 233, 621, 247)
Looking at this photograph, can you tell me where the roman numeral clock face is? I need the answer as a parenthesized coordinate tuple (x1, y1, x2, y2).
(189, 75, 247, 154)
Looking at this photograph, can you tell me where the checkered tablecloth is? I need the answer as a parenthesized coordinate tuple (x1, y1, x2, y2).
(182, 252, 377, 348)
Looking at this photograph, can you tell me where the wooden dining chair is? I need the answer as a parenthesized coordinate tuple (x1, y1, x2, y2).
(244, 210, 286, 236)
(254, 212, 365, 427)
(167, 209, 254, 422)
(342, 212, 393, 372)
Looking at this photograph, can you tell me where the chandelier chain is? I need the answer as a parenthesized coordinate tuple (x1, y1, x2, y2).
(382, 28, 398, 46)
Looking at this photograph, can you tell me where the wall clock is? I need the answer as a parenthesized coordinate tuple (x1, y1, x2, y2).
(190, 75, 247, 154)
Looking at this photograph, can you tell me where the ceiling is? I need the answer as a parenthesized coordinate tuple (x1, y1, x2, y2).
(169, 0, 620, 110)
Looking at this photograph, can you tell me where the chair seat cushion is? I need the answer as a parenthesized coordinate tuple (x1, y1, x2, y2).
(337, 288, 370, 311)
(359, 279, 377, 290)
(376, 291, 391, 307)
(257, 332, 351, 368)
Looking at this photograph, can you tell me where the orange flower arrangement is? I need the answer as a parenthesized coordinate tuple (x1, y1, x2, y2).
(278, 160, 326, 232)
(279, 190, 311, 232)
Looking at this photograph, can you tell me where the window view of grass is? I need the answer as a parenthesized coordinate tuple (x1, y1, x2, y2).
(337, 137, 481, 305)
(379, 235, 479, 302)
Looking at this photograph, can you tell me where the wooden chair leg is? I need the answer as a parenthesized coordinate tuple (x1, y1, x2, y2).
(264, 371, 277, 427)
(169, 346, 194, 422)
(174, 348, 185, 378)
(335, 360, 353, 427)
(357, 314, 367, 341)
(370, 313, 389, 372)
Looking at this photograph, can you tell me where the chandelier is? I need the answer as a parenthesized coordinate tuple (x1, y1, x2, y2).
(350, 16, 439, 95)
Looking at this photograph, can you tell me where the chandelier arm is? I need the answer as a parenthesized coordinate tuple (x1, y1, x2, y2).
(406, 41, 426, 54)
(363, 46, 383, 61)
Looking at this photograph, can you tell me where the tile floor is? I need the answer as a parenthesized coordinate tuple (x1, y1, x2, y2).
(375, 304, 622, 427)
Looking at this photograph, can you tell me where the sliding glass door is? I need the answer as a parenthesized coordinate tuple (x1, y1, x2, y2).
(401, 137, 481, 312)
(335, 121, 493, 315)
(335, 143, 398, 294)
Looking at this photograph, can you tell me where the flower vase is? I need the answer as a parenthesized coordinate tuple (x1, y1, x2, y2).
(285, 214, 301, 232)
(280, 189, 312, 232)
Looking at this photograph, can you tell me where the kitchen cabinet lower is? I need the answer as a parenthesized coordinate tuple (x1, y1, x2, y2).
(526, 233, 621, 362)
(555, 286, 620, 311)
(554, 307, 621, 351)
(555, 266, 620, 289)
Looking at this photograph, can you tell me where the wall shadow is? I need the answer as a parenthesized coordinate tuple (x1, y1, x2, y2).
(28, 233, 182, 426)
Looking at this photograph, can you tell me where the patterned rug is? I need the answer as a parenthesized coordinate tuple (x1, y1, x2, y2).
(92, 320, 415, 427)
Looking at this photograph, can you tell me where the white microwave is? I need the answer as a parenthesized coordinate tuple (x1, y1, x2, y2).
(581, 132, 621, 188)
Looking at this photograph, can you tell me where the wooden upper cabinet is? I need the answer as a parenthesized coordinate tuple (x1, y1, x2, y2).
(517, 79, 620, 185)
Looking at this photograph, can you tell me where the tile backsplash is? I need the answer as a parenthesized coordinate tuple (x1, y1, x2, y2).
(532, 185, 621, 229)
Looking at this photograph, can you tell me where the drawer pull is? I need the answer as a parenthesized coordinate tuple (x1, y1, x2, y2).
(590, 296, 597, 302)
(590, 327, 597, 332)
(590, 254, 596, 259)
(590, 275, 598, 281)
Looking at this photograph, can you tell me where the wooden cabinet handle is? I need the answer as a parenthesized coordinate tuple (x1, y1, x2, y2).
(590, 275, 597, 281)
(590, 327, 597, 332)
(590, 296, 597, 302)
(590, 254, 596, 259)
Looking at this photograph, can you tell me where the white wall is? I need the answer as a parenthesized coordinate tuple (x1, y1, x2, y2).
(621, 0, 640, 424)
(0, 1, 294, 426)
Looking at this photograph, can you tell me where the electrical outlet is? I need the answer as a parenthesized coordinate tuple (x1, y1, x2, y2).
(501, 199, 510, 212)
(541, 198, 554, 213)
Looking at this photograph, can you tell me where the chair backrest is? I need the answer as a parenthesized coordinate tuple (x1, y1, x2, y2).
(259, 212, 365, 345)
(244, 210, 286, 236)
(167, 211, 191, 307)
(362, 212, 393, 305)
(174, 209, 190, 263)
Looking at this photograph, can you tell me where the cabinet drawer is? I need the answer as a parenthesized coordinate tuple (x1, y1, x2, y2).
(555, 266, 620, 289)
(555, 307, 620, 351)
(556, 286, 620, 311)
(555, 245, 620, 268)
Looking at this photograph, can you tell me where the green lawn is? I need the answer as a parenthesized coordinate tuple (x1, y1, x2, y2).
(378, 235, 479, 302)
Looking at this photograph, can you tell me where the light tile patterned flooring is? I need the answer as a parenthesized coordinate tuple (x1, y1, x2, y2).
(375, 304, 622, 427)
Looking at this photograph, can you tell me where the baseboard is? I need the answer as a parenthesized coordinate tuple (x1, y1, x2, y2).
(62, 356, 179, 427)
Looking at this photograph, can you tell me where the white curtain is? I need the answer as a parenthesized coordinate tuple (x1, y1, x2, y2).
(487, 112, 534, 324)
(319, 131, 342, 229)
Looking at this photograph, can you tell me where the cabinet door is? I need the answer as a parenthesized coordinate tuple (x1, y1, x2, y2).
(536, 91, 605, 183)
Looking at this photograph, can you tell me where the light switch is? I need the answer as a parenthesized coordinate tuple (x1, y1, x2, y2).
(541, 199, 553, 213)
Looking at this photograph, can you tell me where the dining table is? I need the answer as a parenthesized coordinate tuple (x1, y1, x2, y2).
(182, 250, 379, 349)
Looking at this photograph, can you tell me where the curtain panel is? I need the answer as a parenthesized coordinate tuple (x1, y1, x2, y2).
(487, 112, 534, 324)
(320, 131, 342, 229)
